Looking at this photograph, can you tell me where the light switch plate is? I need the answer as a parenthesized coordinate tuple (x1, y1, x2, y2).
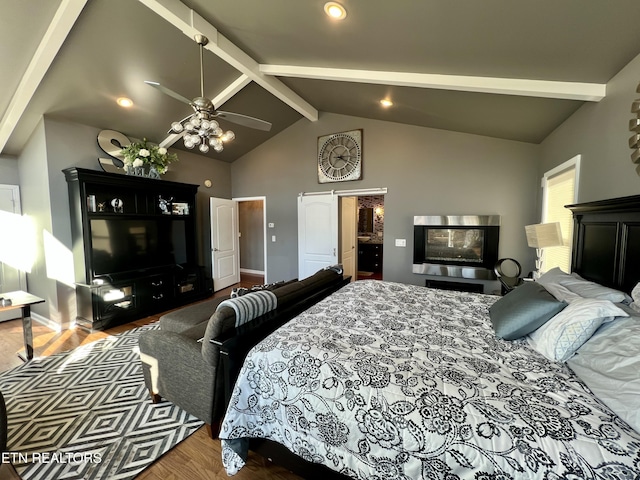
(395, 239, 406, 247)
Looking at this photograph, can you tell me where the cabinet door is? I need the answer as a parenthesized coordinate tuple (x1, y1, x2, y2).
(138, 274, 172, 309)
(98, 283, 137, 320)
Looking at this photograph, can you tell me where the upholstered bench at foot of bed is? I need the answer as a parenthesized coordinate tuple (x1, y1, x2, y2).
(138, 266, 347, 439)
(159, 295, 229, 334)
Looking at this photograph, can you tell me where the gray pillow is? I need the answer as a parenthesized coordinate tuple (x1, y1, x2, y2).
(489, 282, 567, 340)
(538, 267, 632, 305)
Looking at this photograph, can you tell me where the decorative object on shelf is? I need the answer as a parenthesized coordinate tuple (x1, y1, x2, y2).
(97, 202, 106, 212)
(120, 138, 178, 177)
(111, 198, 124, 213)
(525, 222, 563, 279)
(87, 195, 97, 212)
(158, 196, 173, 215)
(317, 129, 362, 183)
(172, 202, 189, 215)
(629, 82, 640, 176)
(97, 129, 129, 174)
(145, 35, 271, 154)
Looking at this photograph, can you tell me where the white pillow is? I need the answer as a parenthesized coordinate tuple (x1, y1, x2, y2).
(567, 315, 640, 434)
(527, 297, 628, 362)
(631, 282, 640, 313)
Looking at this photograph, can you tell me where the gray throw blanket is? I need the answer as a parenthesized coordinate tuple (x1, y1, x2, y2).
(216, 290, 277, 327)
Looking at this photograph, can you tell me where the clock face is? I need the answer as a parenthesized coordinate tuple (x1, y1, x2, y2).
(317, 129, 362, 183)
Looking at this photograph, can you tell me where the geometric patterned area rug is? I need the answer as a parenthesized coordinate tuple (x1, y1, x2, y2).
(0, 322, 204, 480)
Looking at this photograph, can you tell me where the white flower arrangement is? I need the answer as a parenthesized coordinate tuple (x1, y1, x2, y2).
(120, 139, 178, 175)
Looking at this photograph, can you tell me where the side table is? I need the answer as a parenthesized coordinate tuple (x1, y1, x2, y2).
(0, 291, 45, 361)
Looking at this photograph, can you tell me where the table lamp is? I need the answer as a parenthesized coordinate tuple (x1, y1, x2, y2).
(524, 222, 563, 279)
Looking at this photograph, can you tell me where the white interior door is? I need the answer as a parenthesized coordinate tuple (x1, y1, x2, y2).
(340, 197, 357, 282)
(297, 194, 338, 279)
(0, 185, 26, 321)
(210, 197, 240, 291)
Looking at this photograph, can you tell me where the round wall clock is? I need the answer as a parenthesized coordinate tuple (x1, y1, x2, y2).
(317, 129, 362, 183)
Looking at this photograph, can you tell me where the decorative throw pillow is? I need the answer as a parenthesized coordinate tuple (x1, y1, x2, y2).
(527, 297, 628, 362)
(230, 280, 288, 298)
(488, 282, 567, 340)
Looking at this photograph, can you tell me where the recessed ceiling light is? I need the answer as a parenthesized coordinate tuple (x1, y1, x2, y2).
(380, 99, 393, 107)
(324, 2, 347, 19)
(117, 97, 133, 108)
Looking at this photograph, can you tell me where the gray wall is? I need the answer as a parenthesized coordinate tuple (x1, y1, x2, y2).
(540, 52, 640, 202)
(0, 156, 19, 184)
(232, 112, 540, 287)
(16, 117, 231, 327)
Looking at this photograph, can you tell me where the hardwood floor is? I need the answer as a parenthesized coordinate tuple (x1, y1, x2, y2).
(0, 273, 302, 480)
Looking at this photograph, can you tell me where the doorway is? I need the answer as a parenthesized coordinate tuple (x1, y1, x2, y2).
(355, 195, 385, 281)
(210, 196, 267, 291)
(237, 197, 266, 281)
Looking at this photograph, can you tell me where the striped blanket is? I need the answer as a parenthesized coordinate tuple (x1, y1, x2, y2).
(217, 290, 277, 327)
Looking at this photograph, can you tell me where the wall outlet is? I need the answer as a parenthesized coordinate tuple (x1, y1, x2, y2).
(268, 223, 275, 228)
(395, 238, 407, 247)
(272, 235, 276, 242)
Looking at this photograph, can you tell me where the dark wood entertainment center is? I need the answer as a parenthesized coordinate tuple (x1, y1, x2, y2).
(64, 167, 211, 330)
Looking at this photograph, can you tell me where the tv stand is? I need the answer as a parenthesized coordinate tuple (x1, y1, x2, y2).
(64, 168, 212, 330)
(74, 265, 209, 331)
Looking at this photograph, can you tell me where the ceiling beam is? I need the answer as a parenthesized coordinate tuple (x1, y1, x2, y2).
(0, 0, 88, 154)
(259, 65, 607, 102)
(136, 0, 318, 121)
(160, 74, 252, 149)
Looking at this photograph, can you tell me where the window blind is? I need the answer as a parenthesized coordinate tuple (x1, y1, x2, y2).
(542, 167, 576, 273)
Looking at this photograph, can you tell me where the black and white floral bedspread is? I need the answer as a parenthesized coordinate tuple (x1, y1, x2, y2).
(220, 280, 640, 479)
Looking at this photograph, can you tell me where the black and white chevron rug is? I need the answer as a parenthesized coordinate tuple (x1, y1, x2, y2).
(0, 323, 203, 480)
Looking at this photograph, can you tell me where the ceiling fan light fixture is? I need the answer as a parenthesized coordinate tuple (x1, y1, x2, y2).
(324, 2, 347, 19)
(149, 34, 271, 155)
(221, 130, 235, 143)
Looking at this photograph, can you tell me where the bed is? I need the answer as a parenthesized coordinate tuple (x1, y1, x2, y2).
(219, 194, 640, 479)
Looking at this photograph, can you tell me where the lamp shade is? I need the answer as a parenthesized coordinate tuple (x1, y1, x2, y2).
(525, 222, 563, 248)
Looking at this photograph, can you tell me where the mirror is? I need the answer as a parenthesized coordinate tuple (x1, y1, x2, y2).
(358, 208, 373, 233)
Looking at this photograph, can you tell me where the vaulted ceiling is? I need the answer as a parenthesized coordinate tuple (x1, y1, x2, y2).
(3, 0, 640, 163)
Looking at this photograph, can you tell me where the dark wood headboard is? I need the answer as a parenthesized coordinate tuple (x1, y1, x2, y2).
(568, 194, 640, 294)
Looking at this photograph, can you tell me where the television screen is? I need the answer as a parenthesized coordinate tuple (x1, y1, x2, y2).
(90, 219, 188, 276)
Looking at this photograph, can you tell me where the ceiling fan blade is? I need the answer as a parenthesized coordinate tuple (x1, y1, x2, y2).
(144, 80, 192, 105)
(215, 111, 272, 131)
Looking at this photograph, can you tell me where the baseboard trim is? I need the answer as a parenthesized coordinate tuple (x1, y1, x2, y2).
(240, 268, 265, 276)
(33, 312, 61, 332)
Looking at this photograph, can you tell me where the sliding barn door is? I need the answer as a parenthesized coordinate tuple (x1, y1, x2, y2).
(297, 194, 338, 280)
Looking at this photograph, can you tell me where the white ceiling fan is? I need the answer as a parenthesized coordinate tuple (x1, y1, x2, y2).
(145, 34, 271, 153)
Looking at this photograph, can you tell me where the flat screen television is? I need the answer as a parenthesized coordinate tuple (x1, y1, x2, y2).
(90, 218, 189, 277)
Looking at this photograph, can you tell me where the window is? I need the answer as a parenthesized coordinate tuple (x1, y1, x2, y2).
(540, 155, 580, 273)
